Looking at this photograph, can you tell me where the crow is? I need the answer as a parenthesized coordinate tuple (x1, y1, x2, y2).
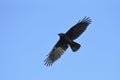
(44, 17, 91, 66)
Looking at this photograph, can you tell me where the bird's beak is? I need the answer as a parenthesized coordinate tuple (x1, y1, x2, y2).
(58, 33, 61, 36)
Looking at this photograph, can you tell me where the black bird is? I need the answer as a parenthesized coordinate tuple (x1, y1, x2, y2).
(44, 17, 91, 66)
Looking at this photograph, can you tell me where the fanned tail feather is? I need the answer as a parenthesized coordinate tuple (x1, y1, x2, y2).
(69, 41, 81, 52)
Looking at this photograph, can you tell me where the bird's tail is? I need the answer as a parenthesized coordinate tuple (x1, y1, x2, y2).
(69, 41, 81, 52)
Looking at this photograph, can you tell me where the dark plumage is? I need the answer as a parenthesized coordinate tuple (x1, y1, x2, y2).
(44, 17, 91, 66)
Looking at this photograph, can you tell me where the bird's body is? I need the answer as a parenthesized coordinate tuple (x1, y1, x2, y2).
(44, 17, 91, 66)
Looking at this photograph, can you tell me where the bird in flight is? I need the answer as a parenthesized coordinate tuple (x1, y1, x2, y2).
(44, 17, 91, 66)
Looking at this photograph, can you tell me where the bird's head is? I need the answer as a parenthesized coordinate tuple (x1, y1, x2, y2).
(58, 33, 65, 37)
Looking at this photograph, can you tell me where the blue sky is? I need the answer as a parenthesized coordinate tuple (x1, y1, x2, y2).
(0, 0, 120, 80)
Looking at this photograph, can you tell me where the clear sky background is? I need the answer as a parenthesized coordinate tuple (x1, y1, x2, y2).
(0, 0, 120, 80)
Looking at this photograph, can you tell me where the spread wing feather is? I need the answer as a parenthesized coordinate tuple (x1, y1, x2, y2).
(66, 17, 91, 40)
(44, 40, 68, 66)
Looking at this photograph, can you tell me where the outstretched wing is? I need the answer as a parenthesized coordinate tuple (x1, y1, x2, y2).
(44, 40, 68, 66)
(66, 17, 91, 40)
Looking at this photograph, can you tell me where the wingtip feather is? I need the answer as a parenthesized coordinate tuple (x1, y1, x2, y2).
(78, 16, 92, 24)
